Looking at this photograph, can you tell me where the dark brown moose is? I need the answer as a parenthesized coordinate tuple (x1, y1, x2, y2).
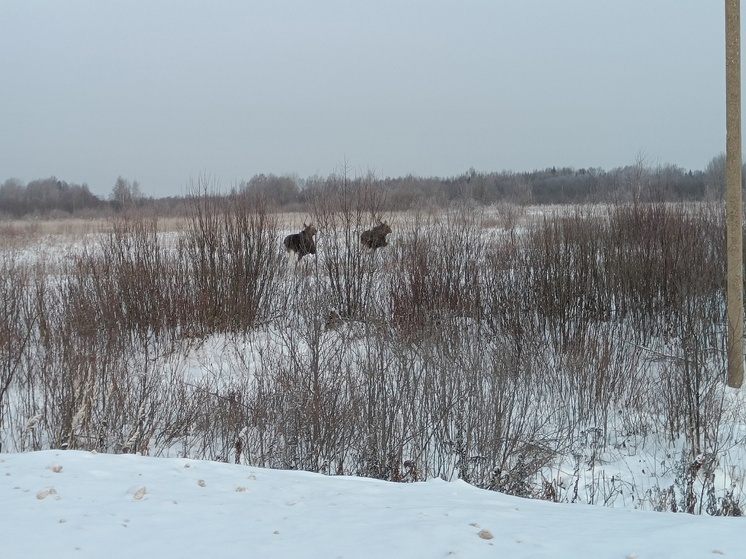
(360, 221, 392, 250)
(284, 223, 317, 261)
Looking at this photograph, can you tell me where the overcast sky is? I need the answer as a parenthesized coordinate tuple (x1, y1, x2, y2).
(0, 1, 731, 198)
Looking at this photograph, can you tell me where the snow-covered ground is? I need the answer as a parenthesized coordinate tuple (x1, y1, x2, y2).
(3, 209, 746, 557)
(1, 449, 744, 559)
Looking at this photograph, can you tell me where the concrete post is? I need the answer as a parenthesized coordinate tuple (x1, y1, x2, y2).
(726, 0, 744, 388)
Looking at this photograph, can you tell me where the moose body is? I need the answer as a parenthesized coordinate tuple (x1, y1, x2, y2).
(361, 221, 392, 250)
(284, 223, 317, 262)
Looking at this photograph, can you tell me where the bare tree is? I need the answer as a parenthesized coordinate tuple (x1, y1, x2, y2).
(110, 176, 143, 212)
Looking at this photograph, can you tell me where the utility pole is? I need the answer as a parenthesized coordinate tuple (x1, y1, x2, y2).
(726, 0, 744, 388)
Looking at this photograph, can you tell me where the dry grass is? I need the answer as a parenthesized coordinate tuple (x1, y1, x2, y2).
(0, 206, 536, 249)
(0, 217, 192, 249)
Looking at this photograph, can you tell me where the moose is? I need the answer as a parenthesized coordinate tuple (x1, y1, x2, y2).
(284, 223, 317, 262)
(360, 221, 392, 250)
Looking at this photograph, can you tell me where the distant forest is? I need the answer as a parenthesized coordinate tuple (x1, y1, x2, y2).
(0, 155, 735, 219)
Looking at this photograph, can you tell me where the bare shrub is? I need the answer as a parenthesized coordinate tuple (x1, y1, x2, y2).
(308, 169, 390, 322)
(525, 207, 612, 350)
(182, 180, 283, 334)
(423, 322, 562, 492)
(385, 203, 485, 339)
(0, 251, 37, 450)
(235, 282, 362, 473)
(353, 325, 425, 481)
(605, 202, 724, 341)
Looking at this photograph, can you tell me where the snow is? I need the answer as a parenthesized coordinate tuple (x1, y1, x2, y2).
(1, 450, 744, 559)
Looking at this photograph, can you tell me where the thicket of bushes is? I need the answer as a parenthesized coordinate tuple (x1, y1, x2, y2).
(0, 183, 742, 514)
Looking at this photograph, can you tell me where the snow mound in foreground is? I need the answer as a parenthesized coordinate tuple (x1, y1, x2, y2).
(0, 450, 743, 559)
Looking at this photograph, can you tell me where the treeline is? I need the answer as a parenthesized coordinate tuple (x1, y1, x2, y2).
(0, 177, 105, 218)
(244, 161, 722, 210)
(0, 176, 188, 219)
(0, 155, 730, 218)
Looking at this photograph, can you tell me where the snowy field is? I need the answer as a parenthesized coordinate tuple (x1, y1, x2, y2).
(1, 449, 744, 559)
(3, 204, 746, 558)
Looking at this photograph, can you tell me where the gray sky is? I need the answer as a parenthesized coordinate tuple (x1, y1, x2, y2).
(0, 1, 729, 198)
